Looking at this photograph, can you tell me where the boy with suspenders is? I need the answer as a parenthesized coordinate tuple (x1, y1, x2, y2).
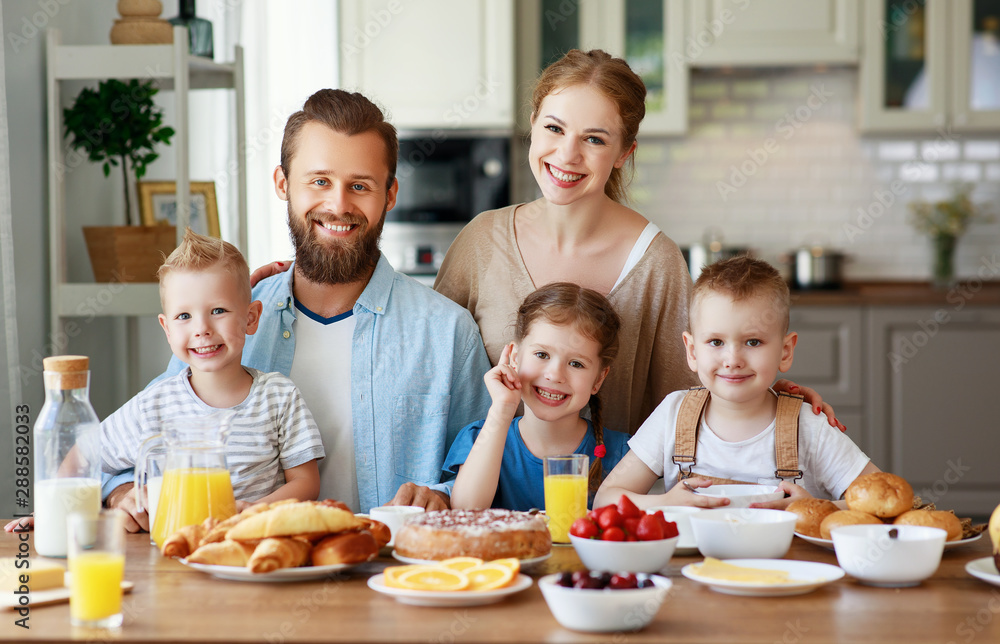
(596, 257, 880, 510)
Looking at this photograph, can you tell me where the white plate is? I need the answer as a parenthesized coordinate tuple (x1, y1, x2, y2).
(179, 559, 369, 582)
(681, 559, 845, 597)
(966, 557, 1000, 587)
(796, 531, 982, 551)
(367, 572, 532, 606)
(392, 551, 552, 569)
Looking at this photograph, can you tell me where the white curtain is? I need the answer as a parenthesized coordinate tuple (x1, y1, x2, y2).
(0, 8, 24, 519)
(219, 0, 339, 270)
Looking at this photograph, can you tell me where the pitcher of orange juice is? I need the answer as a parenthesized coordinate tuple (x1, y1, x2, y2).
(135, 412, 238, 548)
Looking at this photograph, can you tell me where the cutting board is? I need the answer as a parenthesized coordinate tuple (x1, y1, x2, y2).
(1, 580, 134, 610)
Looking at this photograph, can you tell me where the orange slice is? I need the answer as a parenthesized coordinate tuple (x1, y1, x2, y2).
(489, 558, 520, 576)
(464, 562, 515, 591)
(439, 556, 484, 572)
(396, 566, 470, 591)
(382, 565, 421, 588)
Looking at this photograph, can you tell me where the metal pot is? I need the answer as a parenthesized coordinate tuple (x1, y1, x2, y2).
(682, 243, 753, 281)
(789, 246, 846, 290)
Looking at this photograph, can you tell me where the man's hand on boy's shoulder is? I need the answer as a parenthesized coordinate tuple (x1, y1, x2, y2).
(105, 482, 150, 533)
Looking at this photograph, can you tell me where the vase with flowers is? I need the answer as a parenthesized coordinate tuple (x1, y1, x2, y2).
(908, 184, 992, 290)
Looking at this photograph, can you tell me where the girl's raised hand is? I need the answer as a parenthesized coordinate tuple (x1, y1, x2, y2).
(484, 343, 522, 412)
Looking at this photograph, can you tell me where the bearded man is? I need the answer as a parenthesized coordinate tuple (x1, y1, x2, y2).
(103, 90, 491, 529)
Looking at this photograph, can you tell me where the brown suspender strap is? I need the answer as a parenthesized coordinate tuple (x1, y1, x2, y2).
(673, 387, 709, 479)
(774, 391, 804, 482)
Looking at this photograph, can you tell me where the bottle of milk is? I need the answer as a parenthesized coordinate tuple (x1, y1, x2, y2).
(33, 355, 102, 557)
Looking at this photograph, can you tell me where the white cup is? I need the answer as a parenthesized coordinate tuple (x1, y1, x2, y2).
(646, 506, 703, 549)
(369, 505, 425, 546)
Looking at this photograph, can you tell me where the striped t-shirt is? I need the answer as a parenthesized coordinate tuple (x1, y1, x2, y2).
(101, 367, 326, 501)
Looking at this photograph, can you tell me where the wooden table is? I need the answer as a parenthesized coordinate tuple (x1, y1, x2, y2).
(2, 530, 998, 643)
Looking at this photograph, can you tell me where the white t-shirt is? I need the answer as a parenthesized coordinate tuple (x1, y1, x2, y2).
(628, 390, 870, 500)
(290, 302, 360, 511)
(101, 368, 325, 502)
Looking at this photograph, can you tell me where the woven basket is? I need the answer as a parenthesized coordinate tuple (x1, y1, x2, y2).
(82, 226, 177, 283)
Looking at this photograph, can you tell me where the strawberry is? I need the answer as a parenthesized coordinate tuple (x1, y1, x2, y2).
(623, 516, 642, 537)
(587, 509, 600, 523)
(601, 526, 626, 541)
(597, 506, 623, 531)
(616, 495, 643, 519)
(636, 514, 665, 541)
(651, 510, 679, 539)
(569, 517, 599, 539)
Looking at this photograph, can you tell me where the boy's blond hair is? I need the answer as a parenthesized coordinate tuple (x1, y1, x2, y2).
(157, 228, 251, 305)
(689, 256, 790, 333)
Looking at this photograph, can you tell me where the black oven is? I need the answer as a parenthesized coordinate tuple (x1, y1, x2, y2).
(381, 133, 511, 279)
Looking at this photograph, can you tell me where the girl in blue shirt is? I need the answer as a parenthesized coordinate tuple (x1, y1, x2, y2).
(445, 283, 629, 511)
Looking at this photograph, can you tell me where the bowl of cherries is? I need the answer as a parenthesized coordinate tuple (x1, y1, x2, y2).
(568, 496, 680, 573)
(539, 570, 673, 632)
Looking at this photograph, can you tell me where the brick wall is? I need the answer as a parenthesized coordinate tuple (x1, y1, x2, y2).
(631, 67, 1000, 281)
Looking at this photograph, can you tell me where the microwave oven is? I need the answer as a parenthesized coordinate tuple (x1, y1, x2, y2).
(381, 133, 511, 278)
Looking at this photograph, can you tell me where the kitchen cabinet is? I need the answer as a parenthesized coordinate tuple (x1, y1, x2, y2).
(515, 0, 688, 135)
(859, 0, 1000, 132)
(866, 306, 1000, 516)
(783, 307, 869, 461)
(46, 28, 246, 391)
(684, 0, 859, 66)
(786, 301, 1000, 515)
(339, 0, 515, 129)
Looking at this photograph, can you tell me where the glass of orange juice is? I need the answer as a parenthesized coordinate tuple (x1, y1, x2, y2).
(67, 510, 126, 628)
(543, 454, 589, 544)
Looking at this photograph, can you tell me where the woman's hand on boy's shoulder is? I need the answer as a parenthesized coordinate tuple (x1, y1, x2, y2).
(774, 379, 847, 432)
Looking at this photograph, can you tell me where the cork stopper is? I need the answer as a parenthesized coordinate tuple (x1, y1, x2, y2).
(42, 355, 90, 390)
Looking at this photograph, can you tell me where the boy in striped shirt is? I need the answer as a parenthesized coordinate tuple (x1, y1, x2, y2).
(101, 229, 325, 526)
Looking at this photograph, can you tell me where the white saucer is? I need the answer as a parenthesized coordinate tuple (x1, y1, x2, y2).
(367, 573, 532, 606)
(681, 559, 844, 597)
(796, 531, 982, 551)
(391, 551, 552, 569)
(966, 557, 1000, 588)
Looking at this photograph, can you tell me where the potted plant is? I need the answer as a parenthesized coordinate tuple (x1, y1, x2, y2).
(908, 184, 993, 290)
(63, 78, 176, 282)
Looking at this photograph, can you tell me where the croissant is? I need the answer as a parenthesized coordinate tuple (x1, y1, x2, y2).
(186, 540, 256, 567)
(226, 502, 363, 541)
(200, 498, 303, 545)
(247, 537, 312, 573)
(356, 518, 391, 549)
(311, 531, 378, 566)
(161, 517, 220, 558)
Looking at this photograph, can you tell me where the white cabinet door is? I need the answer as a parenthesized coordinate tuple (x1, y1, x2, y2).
(685, 0, 859, 66)
(517, 0, 687, 135)
(340, 0, 515, 129)
(949, 0, 1000, 131)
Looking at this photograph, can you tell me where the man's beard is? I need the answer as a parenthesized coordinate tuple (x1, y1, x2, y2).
(288, 203, 386, 285)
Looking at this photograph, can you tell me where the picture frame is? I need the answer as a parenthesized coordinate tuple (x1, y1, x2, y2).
(138, 181, 220, 238)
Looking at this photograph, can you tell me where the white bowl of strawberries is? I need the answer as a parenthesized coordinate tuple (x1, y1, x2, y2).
(568, 496, 680, 573)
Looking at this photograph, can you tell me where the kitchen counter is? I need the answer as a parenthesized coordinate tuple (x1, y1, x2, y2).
(3, 529, 999, 643)
(791, 281, 1000, 306)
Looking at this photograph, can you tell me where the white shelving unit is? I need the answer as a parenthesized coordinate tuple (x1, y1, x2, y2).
(46, 27, 246, 390)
